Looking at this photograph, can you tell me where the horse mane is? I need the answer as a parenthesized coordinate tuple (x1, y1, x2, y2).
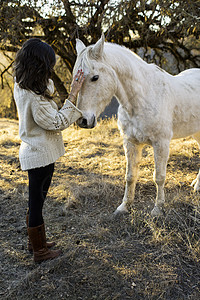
(74, 41, 170, 86)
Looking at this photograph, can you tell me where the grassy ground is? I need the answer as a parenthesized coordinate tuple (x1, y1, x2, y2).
(0, 118, 200, 300)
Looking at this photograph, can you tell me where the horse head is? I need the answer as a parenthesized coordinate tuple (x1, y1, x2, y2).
(73, 34, 117, 128)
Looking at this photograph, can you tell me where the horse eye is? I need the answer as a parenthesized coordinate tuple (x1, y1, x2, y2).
(91, 75, 99, 82)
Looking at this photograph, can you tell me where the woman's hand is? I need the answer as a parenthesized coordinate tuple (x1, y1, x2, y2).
(68, 70, 85, 104)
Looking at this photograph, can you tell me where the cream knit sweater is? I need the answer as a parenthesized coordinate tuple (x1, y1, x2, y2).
(14, 79, 82, 171)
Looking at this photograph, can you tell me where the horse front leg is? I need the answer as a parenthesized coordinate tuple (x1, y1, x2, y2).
(151, 139, 170, 217)
(114, 140, 143, 215)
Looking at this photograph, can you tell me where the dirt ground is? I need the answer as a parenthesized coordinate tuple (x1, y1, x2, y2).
(0, 118, 200, 300)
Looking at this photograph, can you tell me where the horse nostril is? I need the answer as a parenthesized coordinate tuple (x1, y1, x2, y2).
(77, 116, 96, 128)
(82, 118, 87, 126)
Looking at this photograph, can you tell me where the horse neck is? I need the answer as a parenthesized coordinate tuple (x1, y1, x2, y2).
(104, 44, 148, 113)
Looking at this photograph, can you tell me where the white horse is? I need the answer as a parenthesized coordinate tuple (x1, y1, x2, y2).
(73, 34, 200, 216)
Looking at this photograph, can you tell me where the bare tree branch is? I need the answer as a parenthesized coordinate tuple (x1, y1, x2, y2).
(0, 0, 199, 118)
(1, 61, 14, 89)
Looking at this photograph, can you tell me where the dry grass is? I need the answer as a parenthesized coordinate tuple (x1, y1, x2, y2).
(0, 118, 200, 300)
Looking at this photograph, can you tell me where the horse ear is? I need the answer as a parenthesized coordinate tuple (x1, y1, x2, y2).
(91, 33, 105, 59)
(76, 39, 86, 56)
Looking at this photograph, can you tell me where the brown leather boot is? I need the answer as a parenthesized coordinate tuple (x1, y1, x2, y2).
(26, 213, 55, 252)
(28, 224, 61, 263)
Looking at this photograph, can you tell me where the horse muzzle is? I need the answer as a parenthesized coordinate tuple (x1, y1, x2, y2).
(76, 114, 96, 129)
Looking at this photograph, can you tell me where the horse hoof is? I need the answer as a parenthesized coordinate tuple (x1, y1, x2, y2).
(194, 184, 200, 192)
(113, 208, 129, 217)
(151, 206, 163, 217)
(193, 183, 200, 192)
(191, 178, 200, 192)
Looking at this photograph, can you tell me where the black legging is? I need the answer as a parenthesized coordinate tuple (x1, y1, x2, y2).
(28, 163, 54, 227)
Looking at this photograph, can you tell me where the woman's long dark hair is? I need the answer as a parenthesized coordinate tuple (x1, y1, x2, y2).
(14, 38, 56, 99)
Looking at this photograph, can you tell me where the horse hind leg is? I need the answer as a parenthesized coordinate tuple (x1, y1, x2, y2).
(191, 132, 200, 192)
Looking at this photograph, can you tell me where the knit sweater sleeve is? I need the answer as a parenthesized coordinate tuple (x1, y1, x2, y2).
(31, 97, 83, 131)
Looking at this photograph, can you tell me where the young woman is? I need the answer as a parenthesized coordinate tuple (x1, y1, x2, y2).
(13, 38, 85, 263)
